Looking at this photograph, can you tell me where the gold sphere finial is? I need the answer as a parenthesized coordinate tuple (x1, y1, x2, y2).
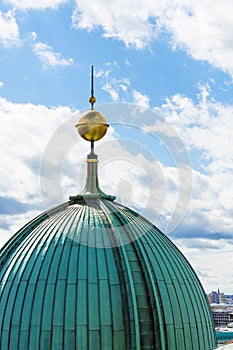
(89, 96, 96, 105)
(76, 110, 109, 142)
(76, 65, 108, 148)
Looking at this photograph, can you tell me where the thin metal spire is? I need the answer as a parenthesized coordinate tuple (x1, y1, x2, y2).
(89, 65, 96, 110)
(91, 65, 94, 106)
(89, 65, 96, 155)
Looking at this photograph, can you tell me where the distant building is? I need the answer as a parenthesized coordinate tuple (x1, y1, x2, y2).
(208, 289, 226, 304)
(216, 329, 233, 346)
(212, 307, 233, 327)
(225, 296, 233, 305)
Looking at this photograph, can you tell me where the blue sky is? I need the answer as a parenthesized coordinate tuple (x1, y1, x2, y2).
(0, 0, 233, 293)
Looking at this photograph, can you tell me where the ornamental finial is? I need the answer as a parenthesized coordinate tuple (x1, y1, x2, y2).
(76, 65, 109, 156)
(70, 65, 115, 201)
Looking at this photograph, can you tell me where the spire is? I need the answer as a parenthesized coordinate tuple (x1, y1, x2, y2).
(89, 65, 96, 110)
(70, 65, 115, 202)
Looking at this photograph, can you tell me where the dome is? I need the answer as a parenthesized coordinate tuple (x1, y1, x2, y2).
(0, 168, 216, 350)
(0, 95, 216, 349)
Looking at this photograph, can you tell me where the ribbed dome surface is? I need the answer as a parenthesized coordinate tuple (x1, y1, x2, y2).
(0, 197, 216, 350)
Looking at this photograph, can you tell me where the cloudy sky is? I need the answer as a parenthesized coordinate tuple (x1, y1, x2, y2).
(0, 0, 232, 294)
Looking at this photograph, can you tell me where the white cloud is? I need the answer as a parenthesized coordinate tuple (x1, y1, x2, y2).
(72, 0, 233, 76)
(176, 238, 233, 294)
(102, 83, 119, 102)
(0, 97, 72, 202)
(0, 82, 4, 88)
(181, 170, 233, 237)
(162, 1, 233, 76)
(31, 32, 74, 69)
(0, 210, 40, 248)
(72, 0, 164, 49)
(96, 63, 130, 101)
(132, 89, 150, 109)
(152, 85, 233, 239)
(5, 0, 68, 10)
(161, 85, 233, 171)
(125, 59, 131, 67)
(0, 10, 21, 48)
(3, 1, 233, 75)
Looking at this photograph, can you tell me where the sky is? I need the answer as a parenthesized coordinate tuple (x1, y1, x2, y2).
(0, 0, 232, 294)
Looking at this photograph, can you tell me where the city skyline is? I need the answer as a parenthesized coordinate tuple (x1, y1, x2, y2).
(0, 0, 232, 294)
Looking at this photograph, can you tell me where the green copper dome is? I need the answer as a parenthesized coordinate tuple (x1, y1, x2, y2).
(0, 103, 216, 349)
(0, 168, 216, 349)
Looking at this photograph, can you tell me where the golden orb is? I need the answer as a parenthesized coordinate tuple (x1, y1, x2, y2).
(89, 96, 96, 105)
(76, 110, 109, 142)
